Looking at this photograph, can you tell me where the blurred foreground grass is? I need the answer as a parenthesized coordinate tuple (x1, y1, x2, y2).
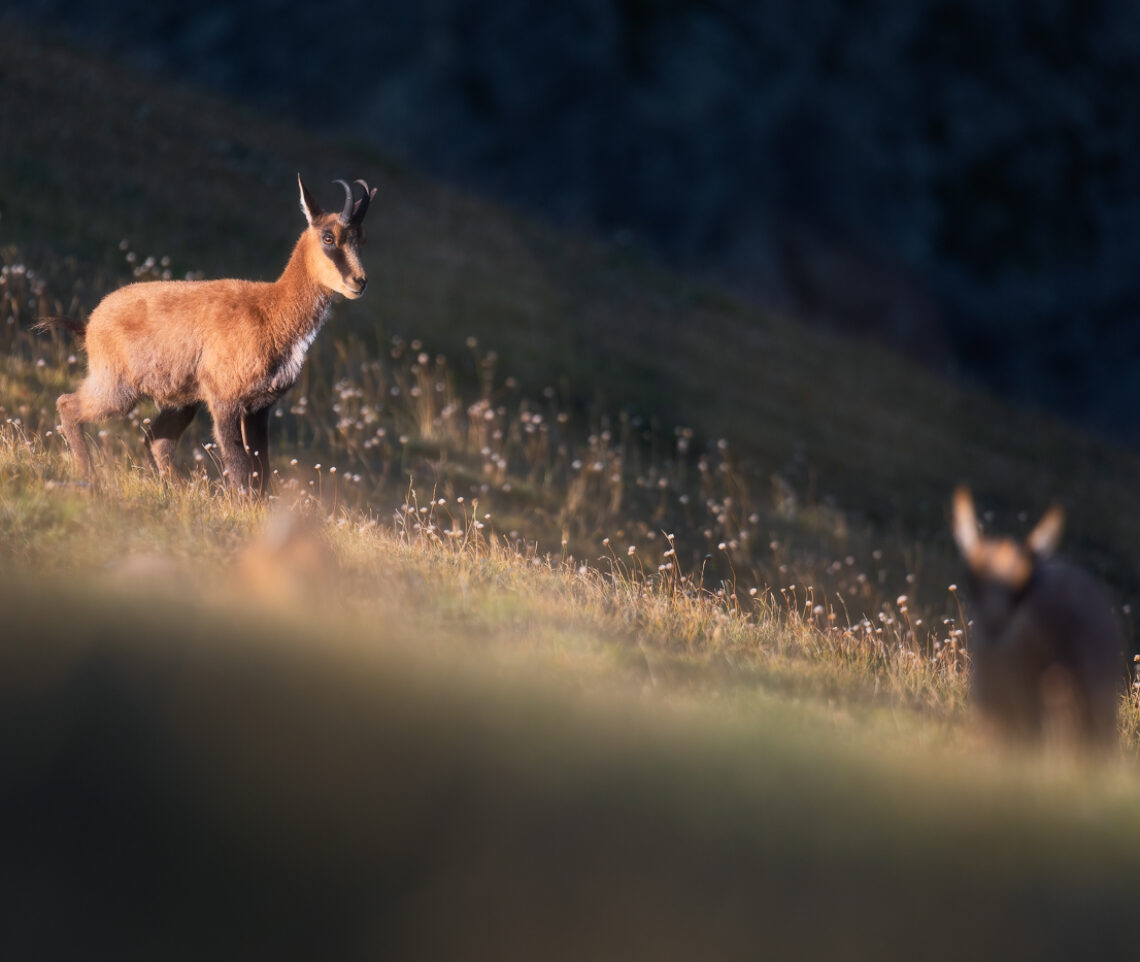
(5, 541, 1140, 960)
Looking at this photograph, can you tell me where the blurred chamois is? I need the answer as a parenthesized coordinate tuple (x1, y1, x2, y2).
(951, 487, 1124, 748)
(39, 176, 376, 494)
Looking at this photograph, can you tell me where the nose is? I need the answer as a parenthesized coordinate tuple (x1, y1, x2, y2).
(352, 276, 367, 293)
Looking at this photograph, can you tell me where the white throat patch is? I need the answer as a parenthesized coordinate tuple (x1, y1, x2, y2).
(264, 300, 331, 396)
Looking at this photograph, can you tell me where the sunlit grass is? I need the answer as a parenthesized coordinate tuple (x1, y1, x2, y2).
(8, 238, 1140, 755)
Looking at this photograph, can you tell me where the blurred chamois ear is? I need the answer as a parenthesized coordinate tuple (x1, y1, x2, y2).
(951, 486, 981, 566)
(235, 508, 336, 606)
(1025, 504, 1064, 558)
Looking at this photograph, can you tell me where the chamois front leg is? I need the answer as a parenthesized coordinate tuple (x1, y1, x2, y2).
(208, 399, 252, 492)
(241, 405, 273, 498)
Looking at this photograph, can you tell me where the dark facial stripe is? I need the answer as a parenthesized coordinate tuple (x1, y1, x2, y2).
(321, 240, 364, 282)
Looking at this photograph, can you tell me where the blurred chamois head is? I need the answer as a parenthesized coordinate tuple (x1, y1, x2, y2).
(950, 487, 1123, 748)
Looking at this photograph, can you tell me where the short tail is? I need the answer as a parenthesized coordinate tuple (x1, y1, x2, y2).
(31, 316, 87, 339)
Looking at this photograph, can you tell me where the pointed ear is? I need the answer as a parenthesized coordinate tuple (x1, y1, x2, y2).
(1026, 504, 1064, 558)
(951, 486, 981, 564)
(298, 173, 321, 225)
(351, 184, 378, 224)
(352, 188, 377, 220)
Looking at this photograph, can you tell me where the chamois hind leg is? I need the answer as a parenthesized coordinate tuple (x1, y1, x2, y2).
(208, 398, 252, 492)
(56, 375, 137, 483)
(146, 403, 201, 480)
(56, 392, 94, 481)
(241, 404, 273, 498)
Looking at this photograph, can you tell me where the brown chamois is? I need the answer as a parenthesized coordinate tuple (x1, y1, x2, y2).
(42, 175, 376, 494)
(951, 487, 1125, 749)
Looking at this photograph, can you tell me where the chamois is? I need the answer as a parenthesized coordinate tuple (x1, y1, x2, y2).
(951, 487, 1124, 748)
(43, 175, 376, 494)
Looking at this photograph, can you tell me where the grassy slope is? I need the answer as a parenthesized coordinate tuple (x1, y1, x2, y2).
(5, 24, 1140, 958)
(2, 27, 1139, 592)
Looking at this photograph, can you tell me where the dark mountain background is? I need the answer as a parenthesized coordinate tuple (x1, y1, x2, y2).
(6, 0, 1140, 442)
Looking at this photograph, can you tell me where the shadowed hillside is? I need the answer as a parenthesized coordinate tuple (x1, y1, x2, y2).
(6, 2, 1140, 440)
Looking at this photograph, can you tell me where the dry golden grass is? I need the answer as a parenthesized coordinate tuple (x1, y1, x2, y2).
(9, 413, 1140, 759)
(4, 222, 1140, 753)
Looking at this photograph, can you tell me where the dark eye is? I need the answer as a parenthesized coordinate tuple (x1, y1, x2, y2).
(321, 232, 335, 246)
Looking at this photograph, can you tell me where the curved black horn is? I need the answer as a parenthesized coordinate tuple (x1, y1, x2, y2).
(352, 179, 376, 224)
(333, 179, 356, 225)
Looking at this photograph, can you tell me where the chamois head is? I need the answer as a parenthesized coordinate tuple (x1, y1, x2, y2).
(297, 174, 378, 299)
(951, 486, 1064, 640)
